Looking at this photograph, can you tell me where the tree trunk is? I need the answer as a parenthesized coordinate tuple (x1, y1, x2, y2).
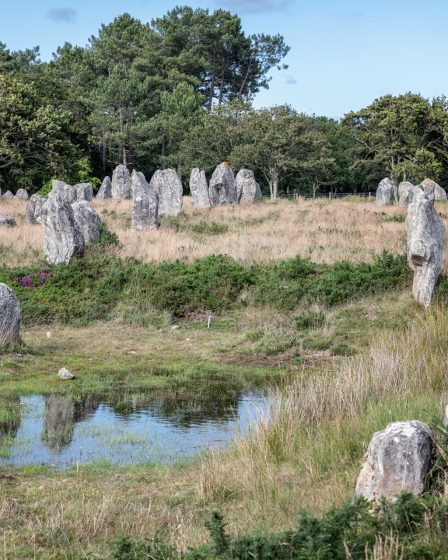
(208, 70, 216, 112)
(101, 131, 106, 177)
(218, 75, 225, 106)
(119, 107, 126, 167)
(273, 175, 279, 199)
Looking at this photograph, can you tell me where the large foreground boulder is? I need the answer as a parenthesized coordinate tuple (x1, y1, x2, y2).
(406, 184, 445, 307)
(43, 192, 85, 265)
(422, 178, 447, 201)
(190, 168, 211, 209)
(354, 421, 434, 502)
(398, 181, 414, 207)
(131, 170, 159, 230)
(26, 194, 47, 224)
(236, 169, 262, 203)
(72, 200, 101, 244)
(0, 283, 20, 346)
(376, 178, 396, 206)
(96, 176, 112, 199)
(209, 163, 237, 205)
(51, 180, 77, 204)
(74, 183, 93, 202)
(15, 188, 29, 200)
(150, 169, 183, 216)
(111, 165, 132, 199)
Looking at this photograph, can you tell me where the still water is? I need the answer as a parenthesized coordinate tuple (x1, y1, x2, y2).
(0, 387, 272, 468)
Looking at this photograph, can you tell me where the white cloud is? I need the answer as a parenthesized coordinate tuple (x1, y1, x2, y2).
(47, 7, 77, 23)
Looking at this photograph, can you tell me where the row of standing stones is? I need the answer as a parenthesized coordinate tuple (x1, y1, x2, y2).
(0, 177, 446, 502)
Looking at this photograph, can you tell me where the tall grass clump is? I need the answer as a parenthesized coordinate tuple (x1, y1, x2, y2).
(199, 308, 448, 512)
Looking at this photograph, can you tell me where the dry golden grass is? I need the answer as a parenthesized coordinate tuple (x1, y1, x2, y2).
(1, 196, 436, 268)
(100, 197, 409, 265)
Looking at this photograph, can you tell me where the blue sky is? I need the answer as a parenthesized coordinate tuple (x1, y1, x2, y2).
(2, 0, 447, 118)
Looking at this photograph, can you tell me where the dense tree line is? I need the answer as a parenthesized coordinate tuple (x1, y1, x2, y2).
(2, 8, 448, 197)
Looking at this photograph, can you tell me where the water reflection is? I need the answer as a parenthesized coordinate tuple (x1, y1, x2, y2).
(0, 385, 271, 468)
(43, 395, 100, 451)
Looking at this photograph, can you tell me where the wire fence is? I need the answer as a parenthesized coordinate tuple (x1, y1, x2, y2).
(269, 191, 374, 201)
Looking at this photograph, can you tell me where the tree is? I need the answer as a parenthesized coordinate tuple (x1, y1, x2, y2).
(152, 7, 289, 111)
(343, 93, 440, 188)
(88, 14, 159, 171)
(231, 105, 302, 199)
(150, 82, 205, 174)
(0, 74, 79, 191)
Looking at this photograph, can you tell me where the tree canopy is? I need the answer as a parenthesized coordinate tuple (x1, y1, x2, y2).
(1, 9, 448, 197)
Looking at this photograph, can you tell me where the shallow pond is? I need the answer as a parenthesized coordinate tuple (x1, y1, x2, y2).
(0, 385, 272, 468)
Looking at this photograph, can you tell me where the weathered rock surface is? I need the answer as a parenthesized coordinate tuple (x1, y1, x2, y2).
(354, 421, 434, 502)
(209, 163, 237, 205)
(57, 368, 75, 380)
(111, 165, 132, 199)
(0, 216, 16, 227)
(2, 190, 14, 200)
(74, 183, 93, 202)
(96, 176, 112, 199)
(190, 168, 211, 209)
(236, 169, 262, 203)
(15, 188, 29, 200)
(43, 192, 85, 265)
(26, 194, 47, 224)
(398, 181, 414, 207)
(0, 283, 20, 346)
(51, 180, 77, 204)
(406, 184, 445, 307)
(131, 170, 159, 230)
(150, 169, 183, 217)
(376, 178, 396, 206)
(72, 200, 101, 244)
(421, 178, 447, 201)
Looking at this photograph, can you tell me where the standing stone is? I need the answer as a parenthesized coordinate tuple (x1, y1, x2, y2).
(74, 183, 93, 202)
(51, 180, 77, 204)
(111, 165, 132, 199)
(398, 181, 414, 207)
(96, 176, 112, 199)
(236, 169, 262, 203)
(421, 178, 447, 201)
(0, 216, 16, 227)
(190, 168, 211, 209)
(131, 170, 159, 230)
(407, 184, 445, 307)
(2, 191, 14, 200)
(209, 163, 237, 205)
(26, 194, 47, 224)
(15, 188, 29, 201)
(376, 178, 396, 206)
(0, 283, 20, 346)
(149, 169, 183, 216)
(43, 192, 85, 265)
(72, 200, 101, 244)
(354, 421, 434, 502)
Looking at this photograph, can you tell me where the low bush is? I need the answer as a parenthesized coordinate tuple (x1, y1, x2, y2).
(252, 252, 410, 309)
(0, 252, 411, 326)
(111, 494, 448, 560)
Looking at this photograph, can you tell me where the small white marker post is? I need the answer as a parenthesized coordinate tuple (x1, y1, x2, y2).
(207, 315, 212, 329)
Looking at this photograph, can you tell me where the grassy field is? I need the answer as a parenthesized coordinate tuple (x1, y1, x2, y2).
(1, 197, 447, 558)
(0, 196, 417, 267)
